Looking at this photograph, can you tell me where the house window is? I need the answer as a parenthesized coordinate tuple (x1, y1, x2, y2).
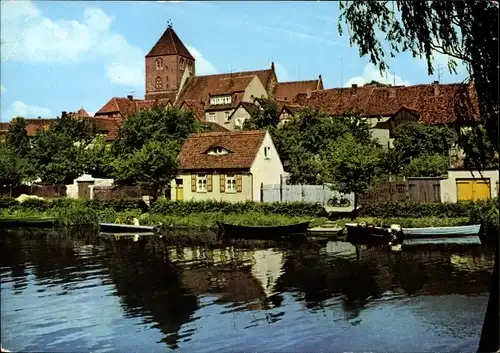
(207, 147, 228, 155)
(226, 174, 237, 193)
(236, 118, 245, 127)
(207, 113, 216, 122)
(224, 111, 231, 121)
(264, 146, 271, 159)
(188, 61, 193, 72)
(155, 77, 163, 90)
(180, 58, 185, 70)
(210, 95, 232, 106)
(156, 58, 164, 70)
(197, 174, 207, 192)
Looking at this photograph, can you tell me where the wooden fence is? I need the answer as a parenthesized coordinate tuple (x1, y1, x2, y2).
(359, 178, 443, 205)
(261, 183, 354, 206)
(92, 186, 150, 200)
(0, 184, 67, 198)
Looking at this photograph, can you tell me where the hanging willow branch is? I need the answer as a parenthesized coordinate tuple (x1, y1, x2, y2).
(338, 0, 499, 169)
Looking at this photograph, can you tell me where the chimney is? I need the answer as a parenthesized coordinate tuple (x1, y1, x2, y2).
(127, 95, 133, 101)
(306, 89, 312, 99)
(352, 84, 358, 88)
(389, 88, 396, 98)
(433, 82, 439, 97)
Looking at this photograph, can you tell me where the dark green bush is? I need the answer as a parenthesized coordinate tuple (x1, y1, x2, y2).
(17, 198, 51, 212)
(150, 199, 327, 218)
(358, 200, 474, 218)
(0, 197, 19, 210)
(469, 197, 499, 226)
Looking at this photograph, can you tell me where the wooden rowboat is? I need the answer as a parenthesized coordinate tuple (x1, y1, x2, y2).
(0, 217, 58, 228)
(216, 221, 310, 240)
(345, 223, 403, 245)
(401, 224, 481, 239)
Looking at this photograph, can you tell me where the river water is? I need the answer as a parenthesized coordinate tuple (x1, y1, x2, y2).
(1, 229, 495, 353)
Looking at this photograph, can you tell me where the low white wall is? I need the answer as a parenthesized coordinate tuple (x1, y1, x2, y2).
(66, 174, 114, 199)
(440, 169, 499, 203)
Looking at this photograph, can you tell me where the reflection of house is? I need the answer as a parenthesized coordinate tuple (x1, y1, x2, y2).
(440, 169, 499, 202)
(250, 249, 285, 298)
(290, 82, 481, 148)
(172, 130, 284, 202)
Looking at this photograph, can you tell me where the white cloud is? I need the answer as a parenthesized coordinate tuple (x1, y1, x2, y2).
(0, 84, 5, 95)
(186, 45, 217, 75)
(274, 62, 290, 82)
(1, 2, 145, 87)
(11, 101, 51, 118)
(345, 63, 411, 87)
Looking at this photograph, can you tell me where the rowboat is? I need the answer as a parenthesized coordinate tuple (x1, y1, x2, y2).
(345, 223, 403, 245)
(401, 224, 481, 238)
(99, 223, 157, 233)
(0, 217, 58, 228)
(216, 221, 310, 240)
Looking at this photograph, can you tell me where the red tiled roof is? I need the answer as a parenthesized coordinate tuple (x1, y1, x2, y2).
(180, 100, 206, 121)
(91, 117, 122, 141)
(274, 79, 322, 102)
(200, 122, 230, 132)
(95, 97, 172, 117)
(178, 130, 267, 171)
(146, 25, 194, 60)
(292, 83, 480, 124)
(177, 69, 273, 105)
(23, 119, 55, 136)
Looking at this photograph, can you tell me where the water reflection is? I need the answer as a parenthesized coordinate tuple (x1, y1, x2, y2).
(1, 229, 495, 353)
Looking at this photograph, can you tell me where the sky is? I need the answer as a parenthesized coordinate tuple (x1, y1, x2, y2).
(0, 0, 469, 122)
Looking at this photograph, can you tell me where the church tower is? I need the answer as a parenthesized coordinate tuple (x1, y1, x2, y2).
(145, 22, 195, 101)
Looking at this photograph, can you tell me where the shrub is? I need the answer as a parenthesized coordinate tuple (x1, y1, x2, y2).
(0, 197, 19, 210)
(150, 199, 327, 218)
(358, 200, 474, 218)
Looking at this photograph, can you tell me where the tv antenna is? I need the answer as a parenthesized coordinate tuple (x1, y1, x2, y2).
(340, 56, 343, 87)
(437, 64, 444, 83)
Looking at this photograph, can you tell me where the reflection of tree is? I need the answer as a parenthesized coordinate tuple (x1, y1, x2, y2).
(277, 242, 495, 319)
(101, 237, 199, 349)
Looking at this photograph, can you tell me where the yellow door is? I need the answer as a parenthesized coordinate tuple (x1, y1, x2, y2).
(456, 180, 473, 201)
(176, 187, 184, 201)
(473, 179, 491, 201)
(456, 179, 491, 201)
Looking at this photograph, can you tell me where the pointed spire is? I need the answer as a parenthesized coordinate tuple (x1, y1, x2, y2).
(271, 61, 275, 71)
(146, 25, 194, 59)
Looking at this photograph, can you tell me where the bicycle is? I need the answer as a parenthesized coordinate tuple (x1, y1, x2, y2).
(326, 195, 351, 207)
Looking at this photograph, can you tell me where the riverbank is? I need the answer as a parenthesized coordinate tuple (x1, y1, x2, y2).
(0, 197, 497, 232)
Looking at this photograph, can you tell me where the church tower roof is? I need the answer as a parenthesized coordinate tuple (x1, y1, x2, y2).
(146, 23, 194, 60)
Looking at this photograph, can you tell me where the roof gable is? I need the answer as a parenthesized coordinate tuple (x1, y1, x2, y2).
(178, 130, 266, 171)
(95, 97, 172, 117)
(146, 25, 194, 60)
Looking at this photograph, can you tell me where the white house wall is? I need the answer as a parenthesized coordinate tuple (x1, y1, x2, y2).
(250, 131, 285, 201)
(440, 169, 499, 203)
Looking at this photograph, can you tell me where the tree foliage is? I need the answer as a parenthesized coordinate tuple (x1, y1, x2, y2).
(338, 0, 499, 168)
(403, 153, 449, 178)
(321, 133, 383, 209)
(5, 117, 30, 158)
(112, 107, 200, 156)
(112, 139, 180, 198)
(0, 142, 29, 188)
(392, 122, 456, 162)
(242, 99, 280, 131)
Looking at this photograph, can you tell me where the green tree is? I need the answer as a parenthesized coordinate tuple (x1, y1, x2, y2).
(242, 98, 280, 131)
(403, 153, 449, 178)
(337, 0, 498, 168)
(0, 142, 29, 190)
(321, 133, 382, 210)
(112, 107, 200, 156)
(392, 122, 456, 162)
(5, 117, 31, 158)
(112, 139, 180, 200)
(85, 135, 116, 178)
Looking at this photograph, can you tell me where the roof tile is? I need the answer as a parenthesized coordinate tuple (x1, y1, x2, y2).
(274, 79, 321, 102)
(146, 25, 194, 60)
(178, 130, 266, 171)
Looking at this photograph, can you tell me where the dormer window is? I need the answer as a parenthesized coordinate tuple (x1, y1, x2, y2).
(180, 58, 185, 70)
(188, 61, 193, 73)
(156, 58, 164, 70)
(210, 95, 232, 106)
(207, 146, 229, 156)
